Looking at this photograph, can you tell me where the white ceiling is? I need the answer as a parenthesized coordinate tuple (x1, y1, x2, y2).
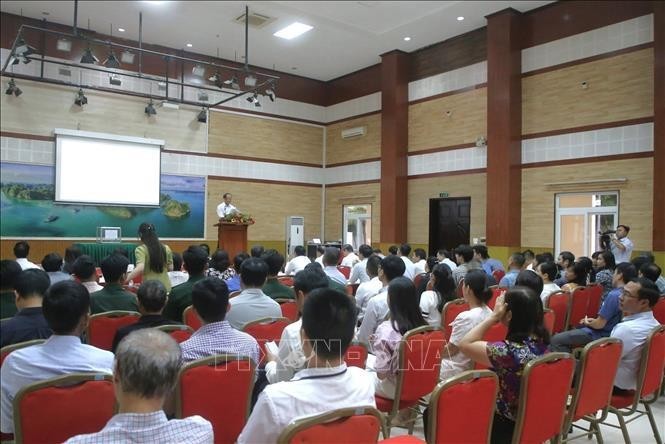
(1, 1, 552, 81)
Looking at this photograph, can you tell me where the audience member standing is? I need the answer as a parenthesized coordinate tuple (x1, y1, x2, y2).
(0, 269, 52, 347)
(0, 260, 22, 319)
(91, 254, 139, 314)
(226, 258, 281, 330)
(126, 222, 173, 292)
(610, 224, 634, 264)
(13, 241, 39, 270)
(163, 246, 208, 322)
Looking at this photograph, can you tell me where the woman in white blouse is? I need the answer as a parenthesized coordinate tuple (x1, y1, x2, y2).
(419, 263, 456, 327)
(439, 269, 493, 380)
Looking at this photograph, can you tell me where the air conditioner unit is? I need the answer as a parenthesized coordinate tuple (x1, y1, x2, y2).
(341, 126, 366, 139)
(286, 216, 305, 257)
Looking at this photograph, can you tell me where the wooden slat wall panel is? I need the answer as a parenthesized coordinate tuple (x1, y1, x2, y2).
(326, 114, 381, 165)
(522, 48, 654, 135)
(208, 112, 323, 166)
(407, 173, 487, 245)
(0, 79, 206, 151)
(207, 179, 322, 242)
(326, 65, 382, 106)
(521, 158, 653, 250)
(408, 88, 487, 152)
(324, 183, 381, 242)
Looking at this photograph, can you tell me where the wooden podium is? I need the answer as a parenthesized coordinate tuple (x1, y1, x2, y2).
(214, 220, 251, 259)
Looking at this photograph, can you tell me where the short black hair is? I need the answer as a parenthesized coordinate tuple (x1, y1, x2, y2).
(616, 262, 637, 284)
(358, 244, 373, 259)
(559, 251, 575, 266)
(633, 277, 660, 307)
(516, 270, 544, 297)
(343, 244, 354, 252)
(640, 262, 661, 283)
(192, 277, 229, 323)
(41, 253, 63, 272)
(137, 280, 167, 313)
(294, 246, 306, 256)
(316, 245, 325, 255)
(100, 253, 130, 283)
(72, 255, 96, 280)
(172, 252, 183, 272)
(388, 245, 398, 255)
(366, 255, 382, 278)
(301, 288, 356, 359)
(198, 243, 210, 256)
(112, 247, 129, 258)
(537, 252, 555, 265)
(250, 245, 265, 258)
(380, 255, 406, 281)
(414, 248, 426, 260)
(209, 249, 231, 272)
(13, 241, 30, 258)
(323, 247, 340, 266)
(1, 259, 23, 291)
(262, 249, 285, 276)
(455, 245, 474, 263)
(233, 252, 250, 272)
(43, 280, 90, 334)
(240, 257, 269, 287)
(183, 245, 208, 275)
(14, 268, 50, 298)
(472, 245, 489, 259)
(293, 267, 329, 295)
(399, 244, 412, 256)
(537, 261, 558, 282)
(522, 249, 535, 260)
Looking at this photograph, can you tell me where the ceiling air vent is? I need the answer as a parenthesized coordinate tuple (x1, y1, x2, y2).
(234, 11, 275, 28)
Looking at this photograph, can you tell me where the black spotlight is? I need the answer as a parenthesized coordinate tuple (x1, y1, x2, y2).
(208, 72, 223, 88)
(103, 51, 121, 69)
(74, 88, 88, 106)
(12, 37, 36, 64)
(197, 108, 207, 123)
(5, 79, 22, 97)
(80, 46, 99, 64)
(265, 86, 276, 102)
(246, 92, 261, 108)
(145, 100, 157, 116)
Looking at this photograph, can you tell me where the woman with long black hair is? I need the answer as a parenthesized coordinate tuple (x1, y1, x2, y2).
(419, 263, 456, 326)
(126, 222, 173, 291)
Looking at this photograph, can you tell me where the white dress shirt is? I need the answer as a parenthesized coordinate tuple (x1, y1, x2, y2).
(15, 258, 39, 270)
(611, 311, 660, 390)
(349, 258, 370, 284)
(168, 270, 189, 288)
(284, 255, 312, 275)
(413, 259, 427, 275)
(540, 282, 561, 304)
(237, 364, 376, 444)
(440, 306, 493, 380)
(264, 319, 306, 384)
(227, 288, 282, 330)
(216, 202, 238, 218)
(440, 258, 458, 271)
(400, 256, 416, 280)
(419, 290, 442, 327)
(341, 252, 360, 268)
(610, 237, 634, 264)
(355, 277, 383, 320)
(1, 335, 114, 433)
(324, 266, 347, 285)
(357, 288, 389, 348)
(81, 281, 104, 294)
(315, 256, 324, 266)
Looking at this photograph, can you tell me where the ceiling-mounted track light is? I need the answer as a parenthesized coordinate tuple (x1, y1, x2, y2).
(9, 36, 37, 65)
(145, 99, 157, 116)
(244, 74, 257, 87)
(56, 38, 72, 52)
(208, 72, 223, 88)
(5, 79, 22, 97)
(74, 88, 88, 106)
(223, 75, 239, 90)
(197, 108, 207, 123)
(103, 51, 121, 69)
(80, 45, 99, 64)
(265, 85, 276, 102)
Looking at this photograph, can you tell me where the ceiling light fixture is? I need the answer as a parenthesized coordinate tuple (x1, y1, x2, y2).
(403, 37, 411, 41)
(56, 38, 72, 52)
(103, 51, 121, 69)
(192, 64, 205, 77)
(197, 108, 207, 123)
(244, 74, 257, 87)
(145, 99, 157, 116)
(80, 45, 99, 64)
(273, 22, 313, 40)
(457, 16, 465, 21)
(5, 79, 22, 97)
(118, 27, 125, 32)
(9, 36, 37, 64)
(74, 88, 88, 106)
(186, 43, 193, 48)
(109, 73, 121, 86)
(120, 50, 135, 64)
(224, 75, 239, 90)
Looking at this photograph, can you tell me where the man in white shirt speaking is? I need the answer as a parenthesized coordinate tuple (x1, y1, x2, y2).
(216, 192, 238, 218)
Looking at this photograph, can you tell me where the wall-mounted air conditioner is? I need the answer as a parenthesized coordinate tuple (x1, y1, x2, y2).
(341, 126, 366, 139)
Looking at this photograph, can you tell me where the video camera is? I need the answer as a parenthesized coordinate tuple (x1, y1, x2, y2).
(598, 230, 616, 251)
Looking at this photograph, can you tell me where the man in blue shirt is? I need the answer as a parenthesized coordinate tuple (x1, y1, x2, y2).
(550, 262, 637, 352)
(472, 245, 504, 276)
(498, 253, 524, 288)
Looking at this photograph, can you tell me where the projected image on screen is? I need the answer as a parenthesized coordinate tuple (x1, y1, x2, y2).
(55, 133, 161, 206)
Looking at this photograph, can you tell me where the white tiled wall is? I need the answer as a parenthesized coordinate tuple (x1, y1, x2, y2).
(324, 160, 381, 185)
(324, 92, 382, 124)
(522, 14, 653, 73)
(521, 122, 653, 164)
(0, 137, 54, 164)
(408, 61, 487, 102)
(408, 146, 487, 176)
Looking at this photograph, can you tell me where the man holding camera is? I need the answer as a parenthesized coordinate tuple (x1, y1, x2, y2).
(610, 224, 634, 264)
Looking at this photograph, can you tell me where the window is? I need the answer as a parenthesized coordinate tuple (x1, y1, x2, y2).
(342, 204, 372, 249)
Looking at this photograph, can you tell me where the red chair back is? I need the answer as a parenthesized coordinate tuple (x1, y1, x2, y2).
(154, 324, 195, 343)
(177, 354, 255, 444)
(639, 326, 665, 399)
(337, 265, 351, 279)
(276, 407, 384, 444)
(183, 305, 203, 331)
(545, 291, 570, 334)
(14, 373, 115, 444)
(394, 326, 445, 404)
(585, 284, 603, 318)
(492, 269, 505, 283)
(344, 342, 368, 368)
(488, 287, 506, 310)
(276, 300, 298, 322)
(652, 297, 665, 324)
(0, 339, 46, 367)
(440, 299, 470, 341)
(512, 353, 575, 444)
(567, 286, 591, 329)
(543, 309, 555, 336)
(87, 311, 140, 351)
(413, 273, 428, 290)
(428, 370, 498, 444)
(242, 317, 291, 364)
(277, 276, 294, 287)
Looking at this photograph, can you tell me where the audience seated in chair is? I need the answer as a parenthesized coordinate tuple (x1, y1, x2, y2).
(0, 269, 52, 348)
(265, 266, 329, 384)
(112, 280, 181, 353)
(226, 252, 249, 293)
(62, 245, 83, 275)
(13, 241, 39, 271)
(284, 246, 311, 276)
(322, 247, 347, 287)
(412, 248, 428, 276)
(168, 252, 189, 288)
(550, 263, 636, 353)
(397, 244, 416, 280)
(163, 246, 208, 322)
(639, 262, 664, 294)
(72, 255, 103, 294)
(262, 249, 296, 300)
(206, 249, 236, 281)
(237, 288, 375, 444)
(473, 245, 504, 277)
(498, 253, 525, 288)
(420, 262, 456, 327)
(452, 245, 482, 286)
(42, 252, 73, 286)
(554, 251, 575, 287)
(65, 329, 213, 443)
(355, 255, 383, 323)
(91, 254, 138, 314)
(181, 277, 260, 366)
(357, 255, 406, 348)
(226, 258, 281, 330)
(0, 259, 22, 319)
(0, 280, 114, 434)
(535, 261, 561, 304)
(515, 270, 544, 300)
(437, 248, 458, 271)
(341, 244, 360, 268)
(348, 244, 373, 285)
(561, 261, 589, 293)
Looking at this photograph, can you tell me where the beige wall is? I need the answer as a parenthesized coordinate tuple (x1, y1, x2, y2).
(0, 78, 206, 151)
(324, 183, 381, 242)
(521, 157, 654, 250)
(407, 173, 487, 246)
(326, 114, 381, 165)
(408, 87, 487, 152)
(208, 111, 323, 165)
(522, 48, 653, 135)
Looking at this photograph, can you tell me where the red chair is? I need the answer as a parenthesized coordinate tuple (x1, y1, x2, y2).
(183, 305, 203, 331)
(413, 273, 428, 290)
(87, 311, 140, 351)
(13, 373, 115, 444)
(585, 284, 603, 318)
(277, 276, 294, 287)
(561, 338, 623, 443)
(277, 406, 385, 444)
(1, 339, 45, 367)
(511, 353, 575, 444)
(344, 342, 368, 368)
(375, 325, 445, 437)
(337, 265, 351, 279)
(601, 325, 665, 444)
(346, 283, 360, 297)
(440, 299, 469, 341)
(426, 370, 498, 444)
(492, 269, 505, 283)
(567, 286, 591, 330)
(652, 296, 665, 324)
(242, 317, 291, 364)
(488, 287, 506, 310)
(543, 309, 555, 336)
(176, 354, 255, 444)
(155, 324, 195, 343)
(545, 291, 570, 334)
(455, 278, 465, 298)
(276, 299, 298, 322)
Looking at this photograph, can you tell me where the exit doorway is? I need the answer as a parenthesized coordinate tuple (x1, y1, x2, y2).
(428, 197, 471, 256)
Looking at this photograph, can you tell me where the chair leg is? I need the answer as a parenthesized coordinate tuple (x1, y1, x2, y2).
(614, 411, 632, 444)
(592, 421, 603, 444)
(644, 402, 663, 444)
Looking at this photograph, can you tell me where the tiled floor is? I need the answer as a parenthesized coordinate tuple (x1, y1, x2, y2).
(389, 395, 665, 443)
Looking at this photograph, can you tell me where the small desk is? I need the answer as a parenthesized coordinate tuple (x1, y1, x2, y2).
(73, 243, 138, 266)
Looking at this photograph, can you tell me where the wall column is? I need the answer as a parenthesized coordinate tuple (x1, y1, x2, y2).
(653, 2, 665, 267)
(485, 8, 523, 263)
(379, 50, 409, 245)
